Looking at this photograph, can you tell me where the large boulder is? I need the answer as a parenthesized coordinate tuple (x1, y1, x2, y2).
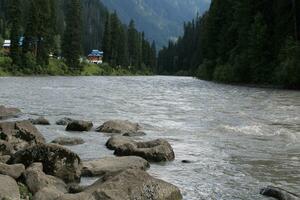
(24, 163, 67, 194)
(0, 140, 14, 156)
(51, 137, 85, 146)
(96, 120, 141, 134)
(33, 186, 65, 200)
(106, 136, 175, 162)
(260, 186, 300, 200)
(29, 117, 51, 125)
(0, 120, 46, 152)
(81, 156, 149, 177)
(0, 162, 25, 179)
(0, 155, 10, 163)
(8, 144, 82, 183)
(0, 105, 21, 120)
(84, 169, 182, 200)
(66, 120, 93, 132)
(56, 118, 75, 126)
(0, 174, 20, 200)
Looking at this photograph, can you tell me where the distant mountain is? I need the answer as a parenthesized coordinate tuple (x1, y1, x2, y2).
(100, 0, 210, 48)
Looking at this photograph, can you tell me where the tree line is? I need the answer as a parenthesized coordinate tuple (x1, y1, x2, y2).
(0, 0, 156, 75)
(102, 13, 156, 72)
(158, 0, 300, 89)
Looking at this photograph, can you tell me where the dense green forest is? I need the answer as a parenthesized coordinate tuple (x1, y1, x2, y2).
(0, 0, 156, 75)
(158, 0, 300, 89)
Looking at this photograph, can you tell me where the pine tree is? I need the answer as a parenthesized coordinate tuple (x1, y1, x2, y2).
(150, 41, 157, 72)
(128, 20, 139, 68)
(248, 13, 270, 83)
(62, 0, 82, 72)
(9, 0, 22, 68)
(102, 13, 112, 63)
(110, 12, 121, 66)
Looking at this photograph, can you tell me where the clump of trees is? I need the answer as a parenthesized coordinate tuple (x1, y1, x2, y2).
(158, 0, 300, 89)
(102, 13, 156, 73)
(0, 0, 156, 75)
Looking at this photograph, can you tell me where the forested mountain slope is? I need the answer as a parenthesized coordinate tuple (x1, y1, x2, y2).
(101, 0, 210, 47)
(158, 0, 300, 89)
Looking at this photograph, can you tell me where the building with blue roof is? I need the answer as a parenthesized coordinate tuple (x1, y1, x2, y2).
(87, 50, 104, 64)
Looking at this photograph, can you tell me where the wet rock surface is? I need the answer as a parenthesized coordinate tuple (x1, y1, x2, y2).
(8, 143, 82, 183)
(66, 120, 93, 132)
(24, 163, 68, 194)
(29, 117, 51, 125)
(81, 156, 149, 177)
(106, 136, 175, 162)
(260, 186, 300, 200)
(0, 105, 22, 120)
(96, 120, 141, 134)
(84, 169, 182, 200)
(0, 120, 46, 152)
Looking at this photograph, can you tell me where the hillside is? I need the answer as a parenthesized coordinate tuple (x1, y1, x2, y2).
(101, 0, 210, 47)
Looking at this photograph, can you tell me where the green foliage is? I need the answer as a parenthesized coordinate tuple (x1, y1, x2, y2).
(213, 64, 235, 83)
(0, 56, 12, 68)
(0, 0, 155, 76)
(18, 182, 33, 200)
(46, 58, 68, 75)
(196, 59, 215, 81)
(62, 0, 82, 72)
(276, 38, 300, 88)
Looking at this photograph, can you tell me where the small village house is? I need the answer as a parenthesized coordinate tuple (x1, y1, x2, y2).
(87, 50, 103, 64)
(2, 40, 11, 55)
(2, 37, 24, 55)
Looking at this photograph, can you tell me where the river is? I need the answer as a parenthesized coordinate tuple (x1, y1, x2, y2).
(0, 76, 299, 199)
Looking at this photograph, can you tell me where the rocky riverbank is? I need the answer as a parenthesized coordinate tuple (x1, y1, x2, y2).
(1, 105, 299, 200)
(0, 106, 182, 200)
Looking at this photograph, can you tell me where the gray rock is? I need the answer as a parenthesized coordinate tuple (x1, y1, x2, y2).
(33, 186, 65, 200)
(51, 137, 85, 146)
(24, 163, 67, 194)
(0, 174, 20, 200)
(55, 192, 96, 200)
(260, 186, 300, 200)
(96, 120, 141, 134)
(0, 120, 46, 152)
(84, 169, 183, 200)
(0, 140, 14, 156)
(81, 156, 149, 177)
(67, 184, 88, 193)
(122, 131, 146, 137)
(0, 155, 11, 163)
(106, 136, 175, 162)
(8, 144, 82, 183)
(105, 136, 134, 150)
(66, 120, 93, 132)
(29, 117, 51, 125)
(0, 105, 22, 120)
(0, 162, 25, 179)
(56, 118, 74, 126)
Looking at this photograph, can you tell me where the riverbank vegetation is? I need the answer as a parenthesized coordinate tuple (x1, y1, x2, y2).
(0, 0, 156, 76)
(158, 0, 300, 89)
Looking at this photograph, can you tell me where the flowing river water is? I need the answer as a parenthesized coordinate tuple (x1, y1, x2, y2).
(0, 76, 299, 199)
